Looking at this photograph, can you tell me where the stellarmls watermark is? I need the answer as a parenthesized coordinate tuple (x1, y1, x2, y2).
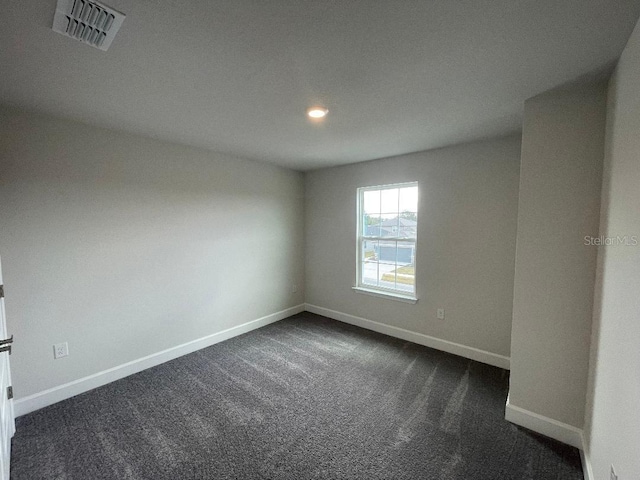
(584, 235, 638, 246)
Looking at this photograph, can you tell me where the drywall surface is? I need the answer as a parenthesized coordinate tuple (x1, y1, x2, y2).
(0, 106, 304, 399)
(584, 19, 640, 480)
(509, 82, 606, 429)
(305, 135, 521, 359)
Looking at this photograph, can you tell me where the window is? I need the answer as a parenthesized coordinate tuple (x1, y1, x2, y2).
(356, 182, 418, 301)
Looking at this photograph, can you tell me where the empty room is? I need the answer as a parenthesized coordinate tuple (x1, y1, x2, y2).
(1, 1, 639, 479)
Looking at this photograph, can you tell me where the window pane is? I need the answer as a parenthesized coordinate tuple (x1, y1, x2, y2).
(378, 240, 397, 265)
(381, 188, 399, 213)
(379, 214, 398, 237)
(395, 264, 415, 293)
(398, 223, 417, 239)
(396, 242, 414, 266)
(363, 190, 380, 215)
(398, 211, 417, 222)
(380, 267, 397, 290)
(395, 242, 415, 293)
(362, 239, 378, 262)
(361, 239, 379, 287)
(364, 215, 382, 237)
(399, 186, 418, 213)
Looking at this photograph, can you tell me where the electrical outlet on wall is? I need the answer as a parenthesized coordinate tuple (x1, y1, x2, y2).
(437, 308, 445, 320)
(54, 342, 69, 359)
(292, 284, 298, 293)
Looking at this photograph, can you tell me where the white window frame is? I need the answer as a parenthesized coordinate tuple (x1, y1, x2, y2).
(353, 182, 418, 303)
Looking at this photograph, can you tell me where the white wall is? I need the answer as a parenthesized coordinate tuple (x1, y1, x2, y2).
(585, 18, 640, 480)
(0, 106, 305, 400)
(509, 81, 606, 431)
(305, 135, 521, 361)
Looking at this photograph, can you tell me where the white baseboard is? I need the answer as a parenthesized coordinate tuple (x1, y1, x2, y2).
(14, 304, 305, 417)
(505, 396, 592, 479)
(304, 304, 510, 370)
(580, 434, 594, 480)
(504, 395, 584, 449)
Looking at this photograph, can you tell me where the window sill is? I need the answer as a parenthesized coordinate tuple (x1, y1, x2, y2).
(352, 286, 418, 304)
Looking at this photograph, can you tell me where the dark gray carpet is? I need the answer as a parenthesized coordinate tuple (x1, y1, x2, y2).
(12, 312, 583, 479)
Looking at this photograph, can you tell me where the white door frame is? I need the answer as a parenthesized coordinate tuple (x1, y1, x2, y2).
(0, 257, 15, 480)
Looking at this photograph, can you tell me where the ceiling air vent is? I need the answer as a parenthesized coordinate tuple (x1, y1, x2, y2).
(52, 0, 125, 51)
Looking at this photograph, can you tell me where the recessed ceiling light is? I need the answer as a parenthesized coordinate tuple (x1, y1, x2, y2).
(307, 106, 328, 119)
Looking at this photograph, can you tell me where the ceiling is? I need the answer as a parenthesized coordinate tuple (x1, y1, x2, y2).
(1, 1, 640, 171)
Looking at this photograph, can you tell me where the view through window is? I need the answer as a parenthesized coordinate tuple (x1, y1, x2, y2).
(357, 182, 418, 297)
